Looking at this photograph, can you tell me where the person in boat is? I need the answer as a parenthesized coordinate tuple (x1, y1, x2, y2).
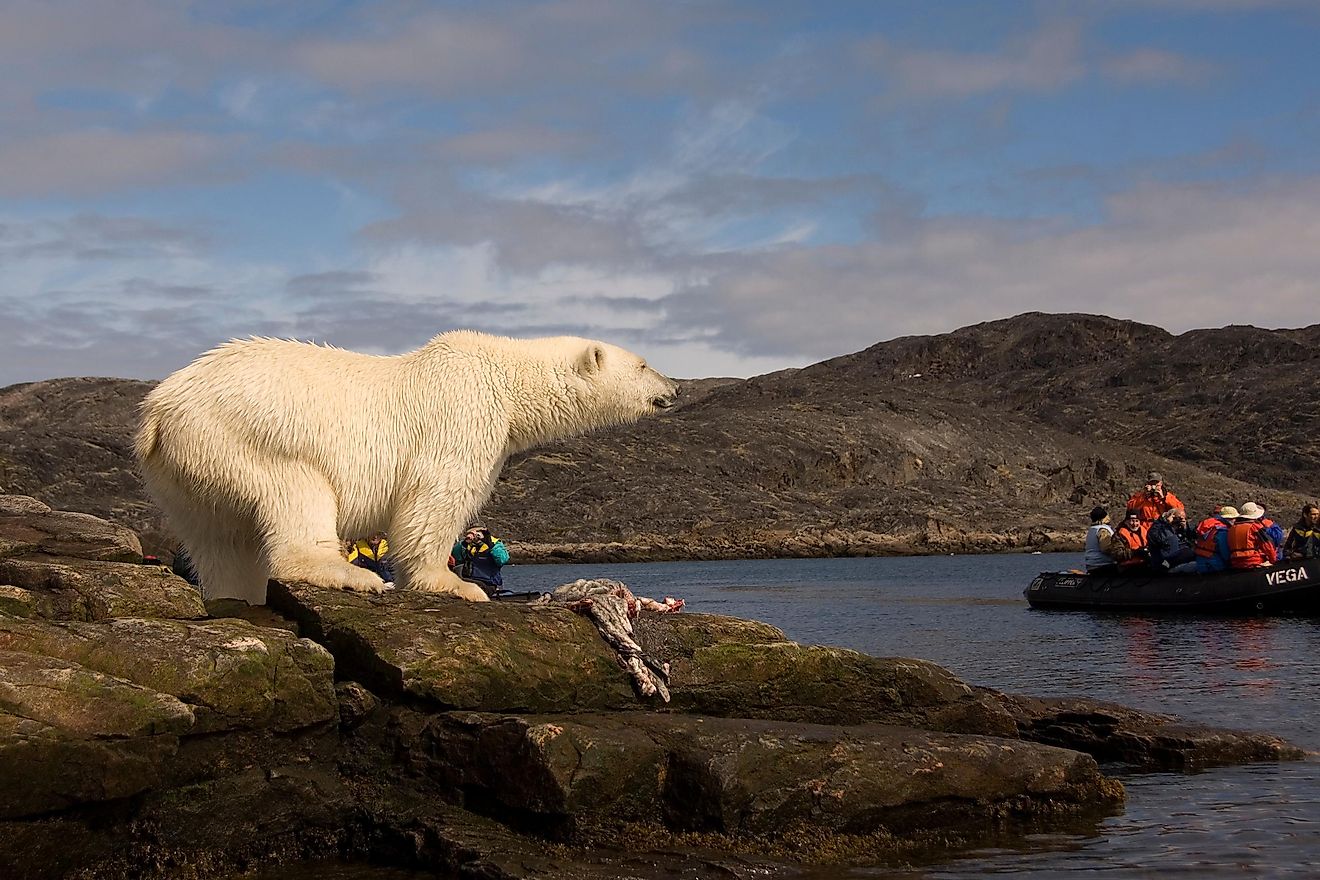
(1243, 501, 1286, 560)
(1194, 506, 1238, 574)
(348, 531, 394, 582)
(1113, 509, 1150, 571)
(1125, 471, 1183, 526)
(1284, 503, 1320, 560)
(1083, 506, 1122, 575)
(449, 525, 510, 593)
(1194, 506, 1234, 541)
(1226, 503, 1277, 570)
(1147, 507, 1197, 574)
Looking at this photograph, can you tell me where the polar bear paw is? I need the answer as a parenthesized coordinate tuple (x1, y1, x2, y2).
(272, 555, 390, 594)
(342, 576, 390, 594)
(410, 570, 491, 602)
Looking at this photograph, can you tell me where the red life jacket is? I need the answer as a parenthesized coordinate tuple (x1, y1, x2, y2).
(1227, 521, 1274, 569)
(1194, 523, 1225, 559)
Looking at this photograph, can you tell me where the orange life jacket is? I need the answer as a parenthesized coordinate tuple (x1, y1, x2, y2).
(1194, 523, 1225, 559)
(1115, 522, 1149, 568)
(1227, 521, 1275, 569)
(1126, 489, 1183, 524)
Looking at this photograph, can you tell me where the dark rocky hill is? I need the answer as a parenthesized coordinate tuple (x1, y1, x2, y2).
(1, 314, 1314, 560)
(833, 313, 1320, 490)
(0, 378, 160, 545)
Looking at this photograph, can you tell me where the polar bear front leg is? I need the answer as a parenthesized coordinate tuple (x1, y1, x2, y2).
(259, 466, 389, 595)
(387, 470, 494, 602)
(408, 562, 492, 602)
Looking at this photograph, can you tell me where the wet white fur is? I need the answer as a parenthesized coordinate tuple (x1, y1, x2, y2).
(136, 330, 677, 604)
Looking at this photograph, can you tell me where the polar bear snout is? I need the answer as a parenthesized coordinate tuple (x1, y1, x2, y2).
(650, 379, 679, 411)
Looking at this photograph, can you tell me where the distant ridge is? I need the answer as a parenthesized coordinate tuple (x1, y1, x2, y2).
(826, 312, 1319, 489)
(1, 314, 1314, 561)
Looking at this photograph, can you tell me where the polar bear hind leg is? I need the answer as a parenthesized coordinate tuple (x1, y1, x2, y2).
(187, 520, 269, 604)
(145, 469, 270, 603)
(255, 464, 387, 595)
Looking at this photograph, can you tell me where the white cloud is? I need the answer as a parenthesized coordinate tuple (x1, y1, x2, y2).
(864, 21, 1086, 99)
(0, 130, 241, 197)
(663, 177, 1320, 360)
(0, 2, 1315, 391)
(286, 1, 712, 98)
(860, 18, 1218, 101)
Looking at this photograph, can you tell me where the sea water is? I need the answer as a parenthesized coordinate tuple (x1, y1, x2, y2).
(244, 553, 1320, 879)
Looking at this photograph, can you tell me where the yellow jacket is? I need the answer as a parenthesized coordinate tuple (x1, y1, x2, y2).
(347, 538, 388, 562)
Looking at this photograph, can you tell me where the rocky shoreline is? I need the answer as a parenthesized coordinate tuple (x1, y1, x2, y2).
(512, 527, 1081, 565)
(0, 494, 1304, 879)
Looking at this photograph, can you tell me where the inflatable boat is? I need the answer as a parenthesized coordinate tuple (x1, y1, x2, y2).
(1025, 558, 1320, 614)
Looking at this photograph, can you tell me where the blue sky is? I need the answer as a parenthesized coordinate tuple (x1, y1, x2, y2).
(2, 0, 1318, 385)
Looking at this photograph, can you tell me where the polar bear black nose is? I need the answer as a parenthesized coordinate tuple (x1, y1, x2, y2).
(652, 386, 678, 410)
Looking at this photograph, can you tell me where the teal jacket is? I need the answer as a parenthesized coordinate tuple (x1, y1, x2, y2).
(450, 533, 510, 588)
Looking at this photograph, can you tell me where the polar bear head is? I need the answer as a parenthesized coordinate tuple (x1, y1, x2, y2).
(434, 332, 678, 454)
(495, 336, 677, 453)
(571, 338, 676, 413)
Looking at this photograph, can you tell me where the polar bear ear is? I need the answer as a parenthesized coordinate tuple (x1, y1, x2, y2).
(576, 344, 606, 375)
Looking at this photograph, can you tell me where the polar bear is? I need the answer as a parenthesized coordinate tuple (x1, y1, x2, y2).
(135, 331, 678, 604)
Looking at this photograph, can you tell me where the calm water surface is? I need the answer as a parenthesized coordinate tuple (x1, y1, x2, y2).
(257, 554, 1320, 879)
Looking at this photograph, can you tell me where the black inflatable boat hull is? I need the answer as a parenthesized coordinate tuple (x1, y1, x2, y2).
(1025, 558, 1320, 613)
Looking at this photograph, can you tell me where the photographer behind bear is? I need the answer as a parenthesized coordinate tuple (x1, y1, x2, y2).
(449, 525, 509, 595)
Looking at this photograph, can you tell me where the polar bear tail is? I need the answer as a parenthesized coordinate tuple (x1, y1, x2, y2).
(135, 405, 163, 463)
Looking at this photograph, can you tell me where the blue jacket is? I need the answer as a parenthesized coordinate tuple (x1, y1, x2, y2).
(1147, 520, 1194, 571)
(1263, 519, 1286, 556)
(1195, 528, 1232, 574)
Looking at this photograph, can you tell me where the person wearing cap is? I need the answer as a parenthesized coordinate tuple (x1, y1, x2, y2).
(1147, 507, 1196, 573)
(1113, 509, 1150, 570)
(1226, 502, 1278, 569)
(1194, 506, 1238, 574)
(1125, 471, 1183, 526)
(1284, 503, 1320, 559)
(1083, 506, 1122, 574)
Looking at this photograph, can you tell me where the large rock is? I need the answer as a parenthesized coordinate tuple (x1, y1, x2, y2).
(1005, 693, 1306, 770)
(638, 614, 1018, 735)
(401, 710, 1123, 841)
(0, 617, 335, 734)
(0, 496, 201, 624)
(0, 649, 194, 738)
(0, 502, 1306, 880)
(0, 496, 142, 562)
(0, 650, 194, 818)
(268, 581, 639, 712)
(0, 556, 206, 621)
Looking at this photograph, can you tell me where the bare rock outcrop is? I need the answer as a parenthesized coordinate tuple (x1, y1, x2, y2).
(0, 496, 1304, 879)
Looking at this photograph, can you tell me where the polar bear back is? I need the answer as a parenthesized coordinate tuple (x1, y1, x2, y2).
(139, 338, 477, 526)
